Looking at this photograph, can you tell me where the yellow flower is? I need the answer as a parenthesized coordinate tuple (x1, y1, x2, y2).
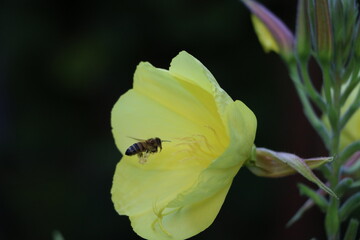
(340, 84, 360, 150)
(111, 51, 257, 240)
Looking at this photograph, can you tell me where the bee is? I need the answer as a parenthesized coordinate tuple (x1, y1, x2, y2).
(125, 137, 170, 164)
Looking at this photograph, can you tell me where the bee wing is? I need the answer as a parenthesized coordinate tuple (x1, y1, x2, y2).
(127, 136, 147, 142)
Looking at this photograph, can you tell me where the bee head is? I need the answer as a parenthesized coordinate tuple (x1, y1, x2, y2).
(154, 137, 162, 151)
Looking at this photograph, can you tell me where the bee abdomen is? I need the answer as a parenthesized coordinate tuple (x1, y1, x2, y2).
(125, 143, 144, 156)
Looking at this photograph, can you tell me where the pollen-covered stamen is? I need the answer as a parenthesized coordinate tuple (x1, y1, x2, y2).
(204, 125, 228, 149)
(174, 127, 226, 165)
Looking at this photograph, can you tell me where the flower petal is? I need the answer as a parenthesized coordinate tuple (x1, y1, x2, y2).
(112, 100, 257, 240)
(111, 60, 228, 155)
(129, 184, 231, 240)
(111, 155, 203, 216)
(168, 101, 256, 236)
(169, 51, 233, 117)
(167, 101, 256, 208)
(216, 100, 258, 168)
(111, 51, 257, 240)
(111, 89, 203, 156)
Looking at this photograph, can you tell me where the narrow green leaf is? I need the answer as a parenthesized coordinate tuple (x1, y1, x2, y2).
(339, 193, 360, 222)
(339, 140, 360, 164)
(298, 184, 328, 212)
(355, 19, 360, 59)
(340, 92, 360, 130)
(343, 218, 359, 240)
(335, 178, 353, 198)
(299, 59, 327, 113)
(319, 164, 332, 180)
(286, 198, 314, 227)
(340, 70, 360, 106)
(287, 64, 331, 148)
(351, 180, 360, 188)
(344, 154, 360, 175)
(325, 199, 340, 238)
(52, 230, 65, 240)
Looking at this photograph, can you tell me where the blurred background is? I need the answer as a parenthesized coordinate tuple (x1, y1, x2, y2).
(1, 0, 330, 239)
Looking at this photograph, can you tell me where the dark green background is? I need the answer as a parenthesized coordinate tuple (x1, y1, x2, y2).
(1, 0, 330, 239)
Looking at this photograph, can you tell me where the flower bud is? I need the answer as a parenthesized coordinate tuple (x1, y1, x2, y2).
(313, 0, 333, 64)
(242, 0, 294, 62)
(295, 0, 311, 60)
(247, 147, 337, 198)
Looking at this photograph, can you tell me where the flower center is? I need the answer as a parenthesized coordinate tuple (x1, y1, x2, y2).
(173, 126, 228, 167)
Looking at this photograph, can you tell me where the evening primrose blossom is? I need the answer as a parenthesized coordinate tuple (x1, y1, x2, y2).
(111, 51, 257, 240)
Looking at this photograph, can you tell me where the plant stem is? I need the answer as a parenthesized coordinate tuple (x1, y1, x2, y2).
(323, 64, 342, 240)
(299, 60, 327, 112)
(287, 62, 330, 148)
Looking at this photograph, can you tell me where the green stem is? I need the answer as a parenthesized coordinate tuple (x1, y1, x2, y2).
(287, 63, 331, 148)
(289, 52, 359, 240)
(325, 197, 340, 240)
(322, 63, 333, 106)
(299, 60, 327, 112)
(322, 64, 342, 240)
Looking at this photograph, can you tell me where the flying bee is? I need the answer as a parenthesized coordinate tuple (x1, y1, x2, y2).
(125, 137, 170, 164)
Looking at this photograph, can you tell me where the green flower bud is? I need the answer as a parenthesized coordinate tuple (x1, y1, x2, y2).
(247, 147, 337, 198)
(295, 0, 311, 61)
(314, 0, 333, 64)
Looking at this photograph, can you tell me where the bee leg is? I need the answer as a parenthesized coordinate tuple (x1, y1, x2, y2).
(137, 152, 145, 164)
(138, 152, 150, 164)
